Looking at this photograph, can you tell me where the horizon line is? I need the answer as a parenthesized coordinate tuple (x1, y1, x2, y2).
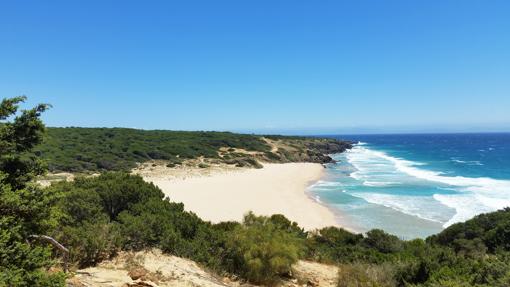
(45, 125, 510, 136)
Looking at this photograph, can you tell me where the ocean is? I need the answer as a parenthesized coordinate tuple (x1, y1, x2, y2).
(309, 133, 510, 239)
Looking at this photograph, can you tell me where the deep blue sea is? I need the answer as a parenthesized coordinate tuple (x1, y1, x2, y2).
(309, 133, 510, 239)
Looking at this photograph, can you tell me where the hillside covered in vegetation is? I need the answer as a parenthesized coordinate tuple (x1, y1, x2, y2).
(3, 96, 510, 287)
(29, 172, 510, 287)
(35, 127, 353, 172)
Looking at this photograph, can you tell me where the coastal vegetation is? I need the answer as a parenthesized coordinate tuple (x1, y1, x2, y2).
(35, 172, 510, 287)
(0, 96, 65, 286)
(35, 127, 352, 173)
(3, 96, 510, 287)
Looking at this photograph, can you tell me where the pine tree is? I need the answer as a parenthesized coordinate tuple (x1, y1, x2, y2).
(0, 96, 65, 286)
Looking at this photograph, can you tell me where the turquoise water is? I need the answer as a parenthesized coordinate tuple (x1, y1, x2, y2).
(309, 133, 510, 239)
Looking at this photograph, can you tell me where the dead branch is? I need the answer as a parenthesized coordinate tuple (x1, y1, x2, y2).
(29, 235, 69, 272)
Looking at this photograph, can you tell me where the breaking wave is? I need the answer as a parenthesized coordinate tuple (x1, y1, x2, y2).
(345, 144, 510, 227)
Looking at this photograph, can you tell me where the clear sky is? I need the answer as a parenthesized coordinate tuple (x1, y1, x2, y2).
(1, 1, 509, 134)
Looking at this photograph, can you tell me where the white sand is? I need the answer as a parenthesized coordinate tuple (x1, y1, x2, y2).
(144, 163, 339, 230)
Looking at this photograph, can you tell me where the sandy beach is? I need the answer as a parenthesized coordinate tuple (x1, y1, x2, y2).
(142, 163, 339, 230)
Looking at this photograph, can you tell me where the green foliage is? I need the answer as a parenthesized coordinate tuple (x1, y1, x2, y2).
(49, 173, 165, 266)
(225, 212, 304, 285)
(0, 96, 65, 286)
(7, 96, 510, 286)
(429, 208, 510, 253)
(33, 127, 352, 173)
(0, 216, 65, 287)
(35, 127, 272, 172)
(306, 226, 391, 264)
(303, 214, 510, 287)
(50, 175, 307, 285)
(71, 173, 164, 220)
(59, 220, 122, 266)
(363, 229, 403, 253)
(224, 156, 263, 168)
(337, 263, 396, 287)
(49, 172, 228, 272)
(45, 169, 510, 286)
(1, 96, 49, 189)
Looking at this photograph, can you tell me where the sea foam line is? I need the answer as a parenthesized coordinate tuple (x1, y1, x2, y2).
(345, 144, 510, 227)
(350, 192, 446, 224)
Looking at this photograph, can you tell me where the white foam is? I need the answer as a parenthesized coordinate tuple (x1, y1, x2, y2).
(363, 181, 400, 187)
(310, 180, 342, 188)
(433, 194, 495, 227)
(451, 158, 483, 166)
(345, 144, 510, 227)
(352, 192, 448, 224)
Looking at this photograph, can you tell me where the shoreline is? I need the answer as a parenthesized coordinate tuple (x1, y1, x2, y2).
(305, 170, 361, 234)
(141, 163, 344, 231)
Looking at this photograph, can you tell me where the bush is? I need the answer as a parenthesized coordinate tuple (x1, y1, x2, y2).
(319, 226, 363, 245)
(430, 208, 510, 253)
(35, 128, 272, 172)
(60, 220, 122, 267)
(226, 212, 303, 285)
(44, 164, 510, 286)
(71, 173, 164, 220)
(0, 216, 66, 287)
(264, 151, 281, 162)
(0, 96, 66, 286)
(337, 263, 396, 287)
(244, 158, 263, 169)
(363, 229, 403, 253)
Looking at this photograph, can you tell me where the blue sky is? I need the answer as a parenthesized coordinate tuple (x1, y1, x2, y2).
(1, 1, 509, 134)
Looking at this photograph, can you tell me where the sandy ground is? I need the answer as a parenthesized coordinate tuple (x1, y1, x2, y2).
(143, 163, 339, 231)
(69, 249, 339, 287)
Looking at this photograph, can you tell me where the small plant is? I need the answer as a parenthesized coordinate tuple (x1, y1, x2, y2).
(124, 253, 146, 270)
(337, 264, 396, 287)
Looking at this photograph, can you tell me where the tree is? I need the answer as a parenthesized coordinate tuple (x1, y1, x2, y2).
(0, 96, 64, 286)
(0, 96, 49, 189)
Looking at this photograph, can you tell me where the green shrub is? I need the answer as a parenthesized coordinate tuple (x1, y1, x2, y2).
(363, 229, 403, 253)
(226, 212, 303, 285)
(319, 226, 363, 245)
(0, 96, 65, 286)
(70, 173, 164, 220)
(337, 263, 396, 287)
(59, 220, 122, 267)
(0, 216, 66, 287)
(429, 208, 510, 253)
(244, 158, 263, 169)
(264, 152, 281, 162)
(35, 128, 272, 172)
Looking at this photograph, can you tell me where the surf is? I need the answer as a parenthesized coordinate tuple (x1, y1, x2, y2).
(344, 143, 510, 227)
